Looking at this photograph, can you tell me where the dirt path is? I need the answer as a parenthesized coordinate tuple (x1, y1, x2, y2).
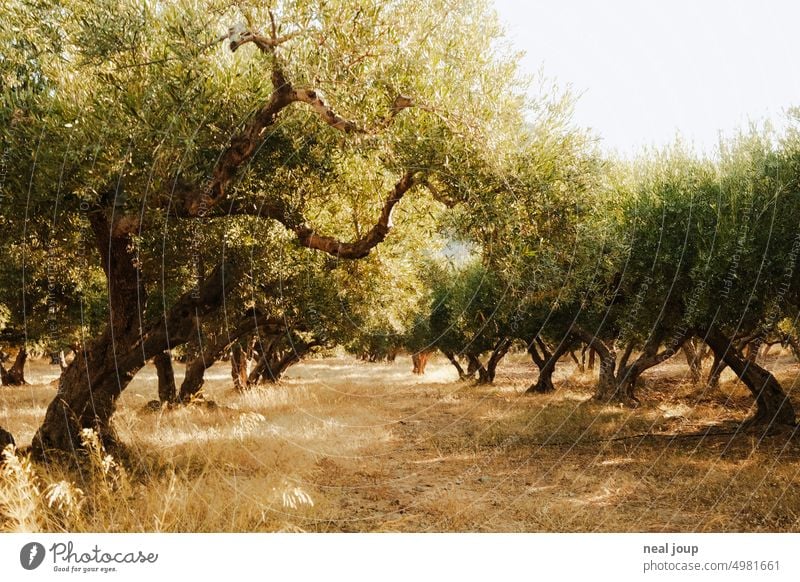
(3, 355, 800, 532)
(291, 356, 800, 532)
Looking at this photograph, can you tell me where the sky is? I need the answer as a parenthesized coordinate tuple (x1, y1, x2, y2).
(493, 0, 800, 156)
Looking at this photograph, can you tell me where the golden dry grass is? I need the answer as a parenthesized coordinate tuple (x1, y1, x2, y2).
(1, 351, 799, 532)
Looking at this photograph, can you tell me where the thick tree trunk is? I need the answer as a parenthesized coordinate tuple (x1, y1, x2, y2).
(180, 320, 280, 402)
(0, 426, 14, 456)
(614, 331, 684, 402)
(154, 351, 177, 405)
(595, 346, 619, 400)
(270, 351, 303, 381)
(32, 211, 238, 456)
(248, 336, 319, 385)
(254, 350, 300, 384)
(573, 325, 682, 403)
(526, 337, 572, 394)
(0, 347, 28, 386)
(481, 338, 511, 384)
(32, 213, 147, 453)
(703, 326, 796, 426)
(178, 352, 212, 403)
(707, 351, 726, 389)
(682, 339, 702, 384)
(231, 342, 248, 391)
(412, 350, 433, 375)
(247, 336, 278, 385)
(463, 353, 491, 384)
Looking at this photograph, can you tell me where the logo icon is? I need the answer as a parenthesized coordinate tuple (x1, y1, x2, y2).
(20, 542, 46, 570)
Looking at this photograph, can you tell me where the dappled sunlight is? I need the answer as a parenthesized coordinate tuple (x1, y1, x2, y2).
(1, 354, 800, 532)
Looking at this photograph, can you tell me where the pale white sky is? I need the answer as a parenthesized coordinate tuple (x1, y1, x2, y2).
(493, 0, 800, 155)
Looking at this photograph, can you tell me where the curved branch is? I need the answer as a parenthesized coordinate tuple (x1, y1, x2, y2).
(292, 172, 416, 259)
(176, 19, 418, 228)
(291, 90, 414, 134)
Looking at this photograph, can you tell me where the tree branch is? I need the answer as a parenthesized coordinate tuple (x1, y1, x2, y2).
(291, 90, 414, 134)
(292, 171, 417, 259)
(176, 20, 417, 234)
(227, 22, 301, 52)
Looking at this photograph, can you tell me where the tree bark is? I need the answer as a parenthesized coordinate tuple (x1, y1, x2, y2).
(248, 335, 320, 385)
(682, 339, 702, 384)
(571, 331, 619, 402)
(614, 331, 685, 402)
(0, 347, 28, 386)
(707, 350, 726, 389)
(154, 351, 177, 405)
(703, 326, 796, 425)
(31, 210, 239, 457)
(180, 319, 282, 402)
(482, 338, 511, 384)
(247, 336, 279, 385)
(464, 353, 490, 384)
(231, 342, 248, 391)
(412, 350, 433, 375)
(526, 337, 571, 394)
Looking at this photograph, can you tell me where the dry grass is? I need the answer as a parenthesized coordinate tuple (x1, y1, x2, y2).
(1, 352, 799, 532)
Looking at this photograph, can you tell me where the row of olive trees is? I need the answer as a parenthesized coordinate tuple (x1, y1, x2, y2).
(407, 127, 800, 428)
(0, 0, 538, 457)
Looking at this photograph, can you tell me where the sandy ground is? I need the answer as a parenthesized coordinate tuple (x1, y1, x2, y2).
(1, 351, 799, 532)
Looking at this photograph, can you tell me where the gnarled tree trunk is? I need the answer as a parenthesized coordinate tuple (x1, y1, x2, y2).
(231, 342, 248, 391)
(526, 336, 572, 394)
(682, 338, 703, 384)
(570, 329, 619, 401)
(412, 350, 434, 375)
(573, 325, 683, 403)
(31, 212, 239, 457)
(483, 338, 512, 384)
(154, 351, 177, 405)
(180, 320, 282, 402)
(702, 326, 796, 426)
(248, 335, 320, 386)
(613, 331, 685, 402)
(0, 347, 28, 386)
